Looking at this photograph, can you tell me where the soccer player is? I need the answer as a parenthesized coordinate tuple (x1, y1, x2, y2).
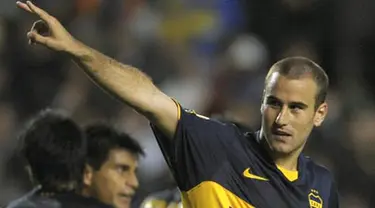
(6, 109, 112, 208)
(81, 124, 144, 208)
(17, 1, 339, 207)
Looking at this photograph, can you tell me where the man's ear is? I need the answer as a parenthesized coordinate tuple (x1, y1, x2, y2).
(260, 104, 265, 114)
(83, 164, 94, 187)
(260, 90, 266, 114)
(314, 102, 328, 127)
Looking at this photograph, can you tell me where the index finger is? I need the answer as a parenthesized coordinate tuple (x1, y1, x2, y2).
(20, 1, 52, 23)
(16, 1, 33, 13)
(26, 1, 52, 21)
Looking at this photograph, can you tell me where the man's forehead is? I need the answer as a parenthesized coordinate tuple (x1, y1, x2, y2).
(107, 148, 139, 165)
(264, 73, 317, 104)
(267, 71, 315, 85)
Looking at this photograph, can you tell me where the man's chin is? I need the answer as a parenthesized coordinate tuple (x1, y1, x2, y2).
(269, 142, 294, 155)
(115, 198, 132, 208)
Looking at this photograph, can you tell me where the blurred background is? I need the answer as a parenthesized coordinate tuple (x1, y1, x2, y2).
(0, 0, 374, 207)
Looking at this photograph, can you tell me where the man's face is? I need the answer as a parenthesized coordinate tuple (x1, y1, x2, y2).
(84, 148, 139, 208)
(260, 73, 327, 155)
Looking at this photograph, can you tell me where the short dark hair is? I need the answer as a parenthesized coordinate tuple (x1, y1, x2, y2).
(84, 124, 144, 170)
(265, 56, 329, 107)
(19, 109, 86, 192)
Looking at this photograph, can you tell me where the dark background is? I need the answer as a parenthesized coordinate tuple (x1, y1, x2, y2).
(0, 0, 374, 207)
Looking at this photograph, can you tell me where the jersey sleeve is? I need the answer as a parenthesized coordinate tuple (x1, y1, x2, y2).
(151, 102, 240, 191)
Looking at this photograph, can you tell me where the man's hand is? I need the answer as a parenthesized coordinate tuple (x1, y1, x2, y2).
(16, 1, 178, 140)
(16, 1, 78, 52)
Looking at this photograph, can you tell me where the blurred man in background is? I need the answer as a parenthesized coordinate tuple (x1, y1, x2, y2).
(81, 124, 144, 208)
(17, 1, 339, 207)
(6, 109, 112, 208)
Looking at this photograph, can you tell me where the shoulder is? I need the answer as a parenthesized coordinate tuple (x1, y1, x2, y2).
(5, 198, 33, 208)
(6, 187, 41, 208)
(303, 156, 335, 182)
(179, 108, 245, 140)
(55, 193, 111, 208)
(6, 196, 61, 208)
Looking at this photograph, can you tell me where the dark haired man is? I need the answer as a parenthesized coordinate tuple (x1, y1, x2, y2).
(82, 124, 144, 208)
(6, 109, 112, 208)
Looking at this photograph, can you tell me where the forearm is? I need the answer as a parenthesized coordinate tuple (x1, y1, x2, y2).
(17, 0, 178, 139)
(67, 40, 160, 115)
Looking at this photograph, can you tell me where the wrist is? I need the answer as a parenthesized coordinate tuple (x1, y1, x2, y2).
(64, 39, 91, 60)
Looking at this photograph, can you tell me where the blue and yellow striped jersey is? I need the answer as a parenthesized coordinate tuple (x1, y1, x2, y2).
(151, 104, 339, 208)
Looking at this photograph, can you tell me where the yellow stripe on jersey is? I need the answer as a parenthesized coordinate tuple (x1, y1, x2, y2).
(171, 98, 181, 120)
(277, 165, 298, 182)
(181, 181, 256, 208)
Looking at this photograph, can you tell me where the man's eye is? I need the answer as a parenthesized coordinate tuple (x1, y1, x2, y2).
(290, 105, 303, 111)
(117, 166, 129, 173)
(267, 99, 281, 107)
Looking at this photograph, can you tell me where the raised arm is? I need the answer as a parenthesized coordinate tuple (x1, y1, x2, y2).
(16, 1, 178, 139)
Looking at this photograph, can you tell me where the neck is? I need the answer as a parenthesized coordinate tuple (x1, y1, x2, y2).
(259, 130, 302, 171)
(270, 151, 299, 171)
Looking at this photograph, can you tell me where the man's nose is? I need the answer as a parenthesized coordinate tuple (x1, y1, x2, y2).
(275, 106, 289, 126)
(126, 172, 139, 190)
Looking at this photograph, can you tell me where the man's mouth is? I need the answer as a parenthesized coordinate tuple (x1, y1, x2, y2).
(118, 193, 133, 202)
(271, 129, 292, 137)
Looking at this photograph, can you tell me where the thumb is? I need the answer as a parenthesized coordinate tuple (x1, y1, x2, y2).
(27, 31, 56, 47)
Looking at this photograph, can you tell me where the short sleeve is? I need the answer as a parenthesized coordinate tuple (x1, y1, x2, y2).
(151, 103, 240, 191)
